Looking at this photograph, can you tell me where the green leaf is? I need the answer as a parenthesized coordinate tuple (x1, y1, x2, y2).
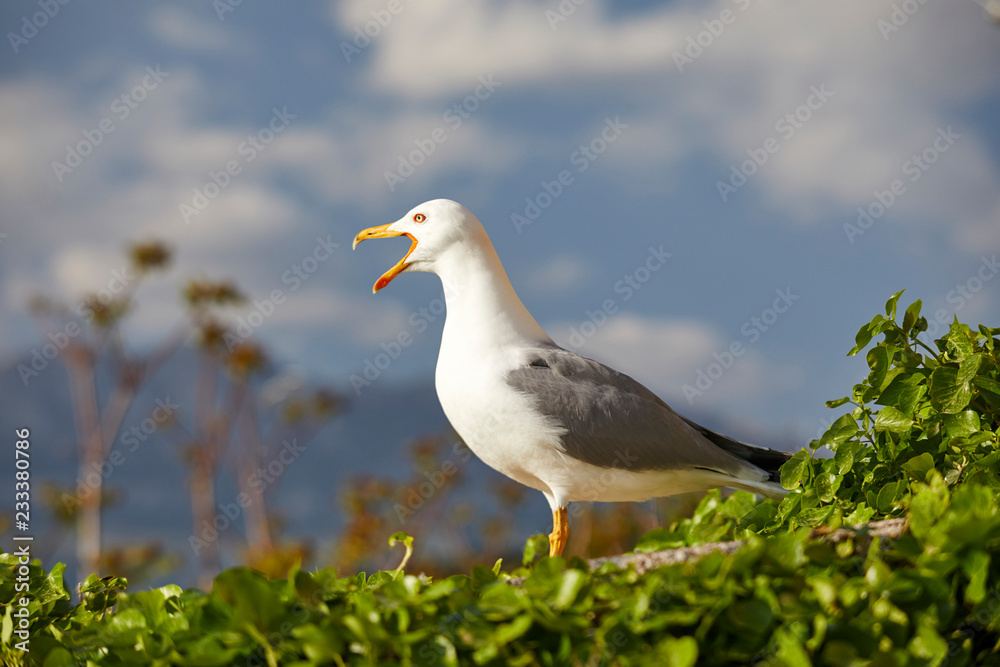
(901, 452, 934, 482)
(737, 502, 778, 535)
(780, 450, 810, 489)
(876, 372, 927, 414)
(875, 480, 901, 513)
(958, 354, 981, 384)
(494, 614, 533, 645)
(962, 551, 990, 605)
(41, 647, 76, 667)
(866, 345, 893, 389)
(296, 624, 347, 662)
(978, 324, 998, 351)
(943, 410, 980, 438)
(946, 322, 977, 359)
(902, 298, 922, 333)
(909, 476, 949, 538)
(874, 406, 913, 433)
(820, 413, 861, 448)
(833, 439, 859, 475)
(825, 396, 850, 408)
(663, 636, 698, 667)
(389, 531, 415, 578)
(774, 624, 812, 666)
(910, 623, 948, 662)
(634, 528, 687, 553)
(885, 289, 905, 319)
(553, 570, 586, 610)
(522, 534, 548, 566)
(98, 608, 149, 648)
(973, 375, 1000, 407)
(928, 366, 974, 413)
(1, 606, 12, 646)
(212, 567, 284, 632)
(849, 315, 883, 356)
(844, 502, 876, 525)
(815, 471, 842, 503)
(725, 598, 774, 635)
(795, 506, 834, 527)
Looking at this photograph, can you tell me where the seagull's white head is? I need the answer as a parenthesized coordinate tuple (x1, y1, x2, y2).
(353, 199, 487, 293)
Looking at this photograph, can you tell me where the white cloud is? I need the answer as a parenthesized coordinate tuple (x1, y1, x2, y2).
(0, 59, 532, 366)
(51, 246, 133, 296)
(147, 5, 237, 51)
(331, 0, 1000, 248)
(953, 200, 1000, 252)
(259, 289, 410, 344)
(142, 125, 251, 178)
(257, 106, 529, 209)
(4, 1, 998, 378)
(172, 185, 299, 243)
(669, 0, 1000, 233)
(0, 79, 79, 211)
(524, 254, 589, 295)
(330, 1, 681, 98)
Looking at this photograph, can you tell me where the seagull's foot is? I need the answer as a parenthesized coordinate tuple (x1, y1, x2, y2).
(548, 507, 568, 557)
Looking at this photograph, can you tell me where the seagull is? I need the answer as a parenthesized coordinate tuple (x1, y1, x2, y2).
(353, 199, 789, 557)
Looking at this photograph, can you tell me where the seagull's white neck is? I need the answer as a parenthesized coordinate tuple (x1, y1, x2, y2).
(435, 238, 552, 356)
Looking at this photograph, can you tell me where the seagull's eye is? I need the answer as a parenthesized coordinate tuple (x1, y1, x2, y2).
(413, 213, 426, 223)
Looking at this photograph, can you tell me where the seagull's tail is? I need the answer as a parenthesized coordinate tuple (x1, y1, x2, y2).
(682, 416, 791, 498)
(728, 478, 788, 501)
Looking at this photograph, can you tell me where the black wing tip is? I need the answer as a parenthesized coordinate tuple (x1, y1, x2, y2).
(682, 416, 792, 478)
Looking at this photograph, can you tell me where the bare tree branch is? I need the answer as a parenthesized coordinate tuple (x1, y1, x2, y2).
(584, 518, 909, 576)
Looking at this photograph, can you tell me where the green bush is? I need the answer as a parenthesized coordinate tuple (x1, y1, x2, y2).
(2, 293, 999, 666)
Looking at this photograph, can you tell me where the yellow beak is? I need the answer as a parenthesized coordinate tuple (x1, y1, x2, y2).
(353, 223, 418, 293)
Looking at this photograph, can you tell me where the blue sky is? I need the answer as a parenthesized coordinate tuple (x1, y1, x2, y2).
(2, 0, 999, 447)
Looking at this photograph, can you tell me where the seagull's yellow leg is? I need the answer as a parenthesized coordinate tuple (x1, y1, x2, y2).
(548, 507, 568, 557)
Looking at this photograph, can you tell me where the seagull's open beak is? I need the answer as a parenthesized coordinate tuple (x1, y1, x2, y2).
(352, 223, 418, 294)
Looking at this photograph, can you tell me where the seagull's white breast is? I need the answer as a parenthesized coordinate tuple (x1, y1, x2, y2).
(435, 342, 567, 496)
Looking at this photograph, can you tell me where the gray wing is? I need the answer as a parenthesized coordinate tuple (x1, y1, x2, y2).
(505, 344, 771, 479)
